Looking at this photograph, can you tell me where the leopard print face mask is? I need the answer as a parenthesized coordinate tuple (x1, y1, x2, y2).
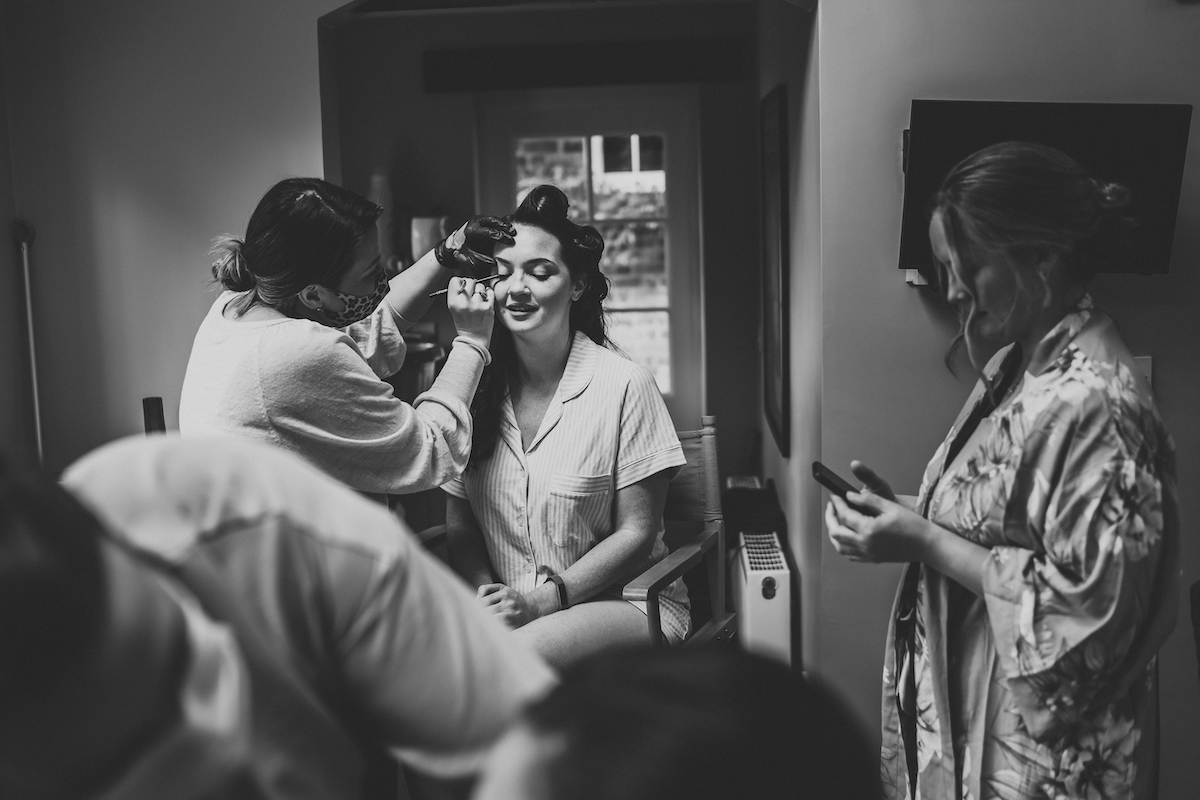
(319, 270, 389, 328)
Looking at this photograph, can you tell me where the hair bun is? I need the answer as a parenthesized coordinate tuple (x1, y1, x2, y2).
(209, 234, 255, 292)
(1095, 180, 1131, 213)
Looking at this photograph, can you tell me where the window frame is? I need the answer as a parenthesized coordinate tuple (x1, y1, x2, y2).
(476, 85, 705, 429)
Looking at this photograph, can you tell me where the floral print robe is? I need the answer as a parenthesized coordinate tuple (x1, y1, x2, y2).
(880, 298, 1179, 800)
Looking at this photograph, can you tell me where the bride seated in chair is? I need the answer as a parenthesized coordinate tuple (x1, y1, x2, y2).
(443, 185, 689, 670)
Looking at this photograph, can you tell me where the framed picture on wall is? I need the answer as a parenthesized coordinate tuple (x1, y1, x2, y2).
(761, 84, 790, 456)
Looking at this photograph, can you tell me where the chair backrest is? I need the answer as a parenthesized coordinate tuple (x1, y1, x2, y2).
(142, 396, 167, 434)
(663, 415, 721, 527)
(662, 415, 730, 645)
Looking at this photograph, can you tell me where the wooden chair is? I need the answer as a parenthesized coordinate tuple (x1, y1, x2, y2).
(623, 415, 737, 647)
(418, 416, 737, 648)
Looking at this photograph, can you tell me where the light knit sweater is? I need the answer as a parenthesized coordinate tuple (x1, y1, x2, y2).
(179, 291, 483, 500)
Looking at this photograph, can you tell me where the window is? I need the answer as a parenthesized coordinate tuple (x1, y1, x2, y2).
(514, 134, 672, 391)
(479, 86, 704, 428)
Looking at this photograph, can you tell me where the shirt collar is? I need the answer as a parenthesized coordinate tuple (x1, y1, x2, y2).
(1025, 293, 1094, 377)
(498, 331, 599, 457)
(558, 331, 599, 403)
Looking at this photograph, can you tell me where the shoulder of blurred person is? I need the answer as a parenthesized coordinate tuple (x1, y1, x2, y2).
(61, 433, 412, 564)
(474, 646, 880, 800)
(0, 435, 555, 799)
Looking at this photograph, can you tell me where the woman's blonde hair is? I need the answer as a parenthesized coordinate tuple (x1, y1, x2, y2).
(932, 141, 1135, 371)
(211, 177, 381, 317)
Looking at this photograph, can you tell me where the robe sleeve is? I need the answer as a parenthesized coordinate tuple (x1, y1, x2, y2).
(981, 387, 1175, 741)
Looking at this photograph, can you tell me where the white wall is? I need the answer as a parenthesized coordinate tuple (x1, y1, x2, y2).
(758, 0, 824, 674)
(3, 0, 346, 472)
(801, 0, 1200, 794)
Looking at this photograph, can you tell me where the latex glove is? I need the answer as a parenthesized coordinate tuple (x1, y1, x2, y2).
(434, 216, 516, 274)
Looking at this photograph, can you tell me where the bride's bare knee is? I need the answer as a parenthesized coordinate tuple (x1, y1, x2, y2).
(514, 601, 650, 670)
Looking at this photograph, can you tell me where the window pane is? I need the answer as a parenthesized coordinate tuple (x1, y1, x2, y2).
(601, 135, 633, 172)
(596, 221, 666, 309)
(515, 137, 589, 221)
(608, 310, 671, 394)
(590, 135, 665, 220)
(639, 135, 664, 171)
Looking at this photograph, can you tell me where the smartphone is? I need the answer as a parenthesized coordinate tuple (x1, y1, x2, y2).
(812, 461, 857, 499)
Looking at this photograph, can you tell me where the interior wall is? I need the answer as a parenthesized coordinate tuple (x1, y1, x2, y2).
(2, 0, 346, 473)
(321, 1, 761, 482)
(757, 0, 822, 674)
(0, 16, 34, 468)
(815, 0, 1200, 791)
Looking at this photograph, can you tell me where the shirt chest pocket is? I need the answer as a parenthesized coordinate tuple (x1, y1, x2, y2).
(544, 472, 612, 548)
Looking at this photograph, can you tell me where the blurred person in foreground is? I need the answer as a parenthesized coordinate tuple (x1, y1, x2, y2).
(825, 141, 1178, 799)
(0, 435, 554, 800)
(472, 646, 880, 800)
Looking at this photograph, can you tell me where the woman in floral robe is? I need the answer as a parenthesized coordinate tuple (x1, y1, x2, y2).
(825, 142, 1178, 800)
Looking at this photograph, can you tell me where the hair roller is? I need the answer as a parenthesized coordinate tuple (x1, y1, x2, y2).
(1095, 180, 1132, 214)
(529, 184, 570, 220)
(574, 227, 604, 253)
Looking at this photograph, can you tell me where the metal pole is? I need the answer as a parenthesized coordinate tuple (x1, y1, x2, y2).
(15, 221, 43, 466)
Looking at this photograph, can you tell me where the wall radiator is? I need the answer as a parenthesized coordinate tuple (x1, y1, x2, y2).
(732, 531, 792, 667)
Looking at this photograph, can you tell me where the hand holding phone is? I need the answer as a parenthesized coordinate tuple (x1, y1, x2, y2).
(812, 461, 858, 500)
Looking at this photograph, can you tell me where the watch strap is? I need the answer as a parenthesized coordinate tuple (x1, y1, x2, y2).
(548, 574, 569, 610)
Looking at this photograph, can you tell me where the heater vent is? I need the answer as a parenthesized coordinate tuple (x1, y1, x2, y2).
(742, 532, 786, 571)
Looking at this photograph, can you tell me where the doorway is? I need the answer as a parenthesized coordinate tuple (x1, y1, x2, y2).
(477, 85, 705, 429)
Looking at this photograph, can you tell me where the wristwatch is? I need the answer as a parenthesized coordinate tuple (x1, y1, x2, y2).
(548, 574, 569, 610)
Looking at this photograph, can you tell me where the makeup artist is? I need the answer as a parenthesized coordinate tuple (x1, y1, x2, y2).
(179, 177, 514, 503)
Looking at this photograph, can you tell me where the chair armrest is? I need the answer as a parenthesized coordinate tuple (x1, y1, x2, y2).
(416, 524, 447, 549)
(622, 525, 719, 602)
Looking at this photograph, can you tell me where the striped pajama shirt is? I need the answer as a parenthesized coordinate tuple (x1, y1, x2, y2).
(444, 332, 691, 644)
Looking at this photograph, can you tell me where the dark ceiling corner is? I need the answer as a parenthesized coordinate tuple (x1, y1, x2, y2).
(424, 36, 749, 92)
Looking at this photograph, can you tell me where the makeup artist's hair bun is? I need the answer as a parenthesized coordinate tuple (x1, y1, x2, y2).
(210, 234, 254, 291)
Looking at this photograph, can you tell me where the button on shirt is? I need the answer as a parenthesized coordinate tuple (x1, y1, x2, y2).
(445, 332, 690, 644)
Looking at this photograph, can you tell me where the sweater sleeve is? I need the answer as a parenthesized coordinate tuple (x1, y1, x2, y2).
(258, 327, 485, 495)
(342, 299, 408, 379)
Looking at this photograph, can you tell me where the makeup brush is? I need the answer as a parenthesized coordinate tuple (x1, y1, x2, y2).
(428, 273, 503, 298)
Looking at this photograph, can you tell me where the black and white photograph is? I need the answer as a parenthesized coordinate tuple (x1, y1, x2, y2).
(1, 2, 1197, 799)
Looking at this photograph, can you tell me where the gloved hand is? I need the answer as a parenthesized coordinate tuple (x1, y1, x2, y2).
(434, 216, 516, 274)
